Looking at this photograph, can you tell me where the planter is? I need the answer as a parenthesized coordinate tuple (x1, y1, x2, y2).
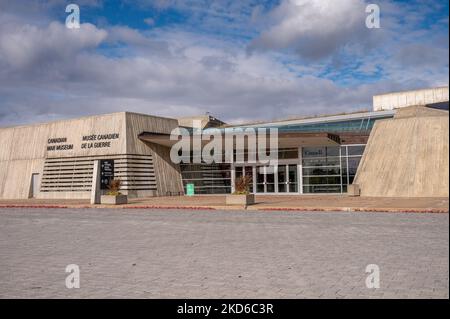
(226, 194, 255, 206)
(101, 194, 128, 205)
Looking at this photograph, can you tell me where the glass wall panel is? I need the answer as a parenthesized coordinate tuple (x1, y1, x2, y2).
(303, 176, 341, 185)
(256, 168, 265, 193)
(340, 145, 365, 189)
(244, 166, 253, 193)
(233, 148, 298, 163)
(181, 145, 365, 195)
(302, 146, 341, 193)
(235, 166, 243, 179)
(347, 145, 366, 156)
(302, 167, 341, 176)
(266, 169, 275, 193)
(303, 185, 342, 193)
(347, 156, 362, 185)
(302, 147, 326, 158)
(278, 165, 287, 193)
(181, 163, 231, 194)
(288, 165, 298, 193)
(302, 157, 341, 167)
(302, 145, 365, 194)
(278, 149, 299, 159)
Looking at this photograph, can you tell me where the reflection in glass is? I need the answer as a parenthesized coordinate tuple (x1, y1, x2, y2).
(278, 165, 286, 193)
(266, 169, 275, 193)
(181, 163, 231, 194)
(288, 165, 298, 193)
(302, 145, 365, 194)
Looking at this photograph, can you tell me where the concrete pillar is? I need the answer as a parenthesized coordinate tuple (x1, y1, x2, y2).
(231, 164, 235, 193)
(298, 146, 303, 194)
(90, 160, 101, 204)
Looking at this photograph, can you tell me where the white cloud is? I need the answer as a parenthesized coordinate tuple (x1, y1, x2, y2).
(0, 20, 107, 70)
(0, 16, 378, 126)
(248, 0, 375, 60)
(0, 0, 448, 127)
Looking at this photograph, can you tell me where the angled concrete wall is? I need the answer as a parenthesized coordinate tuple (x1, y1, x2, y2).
(354, 106, 449, 197)
(125, 112, 184, 196)
(373, 87, 449, 111)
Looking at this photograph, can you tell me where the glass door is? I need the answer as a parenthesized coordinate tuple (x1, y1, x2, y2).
(277, 165, 287, 193)
(256, 166, 275, 193)
(277, 164, 298, 193)
(287, 164, 298, 193)
(238, 164, 299, 194)
(256, 166, 265, 193)
(243, 166, 253, 193)
(266, 167, 275, 193)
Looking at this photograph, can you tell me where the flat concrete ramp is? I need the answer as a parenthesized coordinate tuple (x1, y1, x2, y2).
(354, 106, 449, 197)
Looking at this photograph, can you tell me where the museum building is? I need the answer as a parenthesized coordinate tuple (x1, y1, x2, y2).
(0, 87, 448, 199)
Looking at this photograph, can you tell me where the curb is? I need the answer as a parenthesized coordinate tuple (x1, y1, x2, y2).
(255, 207, 449, 214)
(0, 205, 70, 209)
(0, 204, 447, 213)
(0, 205, 215, 210)
(123, 205, 216, 210)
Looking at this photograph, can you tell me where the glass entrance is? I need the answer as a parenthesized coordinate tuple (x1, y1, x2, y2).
(239, 164, 298, 194)
(277, 164, 298, 193)
(278, 165, 287, 193)
(256, 166, 275, 193)
(287, 164, 298, 193)
(266, 167, 275, 193)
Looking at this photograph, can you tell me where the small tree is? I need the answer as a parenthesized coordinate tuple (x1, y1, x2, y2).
(106, 179, 122, 196)
(234, 175, 252, 195)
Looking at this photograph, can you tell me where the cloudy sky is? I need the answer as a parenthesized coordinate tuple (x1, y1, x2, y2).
(0, 0, 448, 126)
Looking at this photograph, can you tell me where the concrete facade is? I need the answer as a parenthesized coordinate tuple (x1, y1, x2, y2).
(354, 106, 449, 197)
(0, 112, 183, 199)
(373, 87, 449, 111)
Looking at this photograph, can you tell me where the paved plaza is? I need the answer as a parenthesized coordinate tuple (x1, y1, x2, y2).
(0, 208, 448, 298)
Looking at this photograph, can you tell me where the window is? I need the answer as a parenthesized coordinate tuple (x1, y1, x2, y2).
(181, 163, 231, 194)
(302, 145, 365, 193)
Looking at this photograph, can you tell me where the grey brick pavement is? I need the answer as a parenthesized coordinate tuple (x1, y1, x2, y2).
(0, 208, 448, 298)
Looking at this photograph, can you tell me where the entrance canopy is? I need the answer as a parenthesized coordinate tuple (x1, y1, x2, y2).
(138, 131, 341, 148)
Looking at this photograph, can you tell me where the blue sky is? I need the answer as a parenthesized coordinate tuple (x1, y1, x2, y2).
(0, 0, 448, 125)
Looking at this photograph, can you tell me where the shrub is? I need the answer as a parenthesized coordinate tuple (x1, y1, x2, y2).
(106, 179, 122, 196)
(233, 175, 252, 195)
